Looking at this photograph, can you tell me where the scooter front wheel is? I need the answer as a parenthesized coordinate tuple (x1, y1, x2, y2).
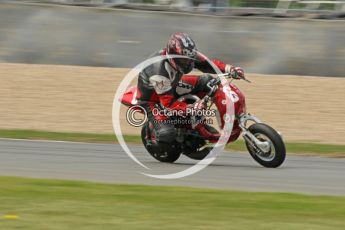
(245, 123, 286, 168)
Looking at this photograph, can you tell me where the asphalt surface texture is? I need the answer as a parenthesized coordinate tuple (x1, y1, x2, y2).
(0, 139, 344, 196)
(0, 2, 344, 77)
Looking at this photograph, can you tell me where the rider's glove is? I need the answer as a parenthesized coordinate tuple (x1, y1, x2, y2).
(226, 65, 245, 80)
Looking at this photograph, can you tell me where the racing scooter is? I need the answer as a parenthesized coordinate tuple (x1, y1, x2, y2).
(121, 73, 286, 168)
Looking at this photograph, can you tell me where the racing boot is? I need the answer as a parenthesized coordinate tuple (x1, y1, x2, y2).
(194, 123, 220, 143)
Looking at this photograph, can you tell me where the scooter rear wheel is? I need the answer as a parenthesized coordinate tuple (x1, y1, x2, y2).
(141, 123, 181, 163)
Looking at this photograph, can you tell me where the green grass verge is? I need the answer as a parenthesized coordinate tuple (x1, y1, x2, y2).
(224, 140, 345, 156)
(0, 176, 344, 230)
(0, 129, 344, 155)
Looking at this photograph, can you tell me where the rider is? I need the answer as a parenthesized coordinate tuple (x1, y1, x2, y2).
(137, 32, 244, 147)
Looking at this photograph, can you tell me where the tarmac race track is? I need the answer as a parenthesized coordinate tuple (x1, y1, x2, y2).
(0, 139, 344, 195)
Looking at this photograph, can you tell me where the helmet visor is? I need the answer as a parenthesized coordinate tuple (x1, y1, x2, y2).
(176, 57, 194, 66)
(174, 57, 195, 74)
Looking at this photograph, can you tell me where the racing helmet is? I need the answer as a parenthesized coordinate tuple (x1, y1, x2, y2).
(166, 32, 197, 74)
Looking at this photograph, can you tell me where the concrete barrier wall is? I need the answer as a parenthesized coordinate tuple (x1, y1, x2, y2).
(0, 3, 344, 77)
